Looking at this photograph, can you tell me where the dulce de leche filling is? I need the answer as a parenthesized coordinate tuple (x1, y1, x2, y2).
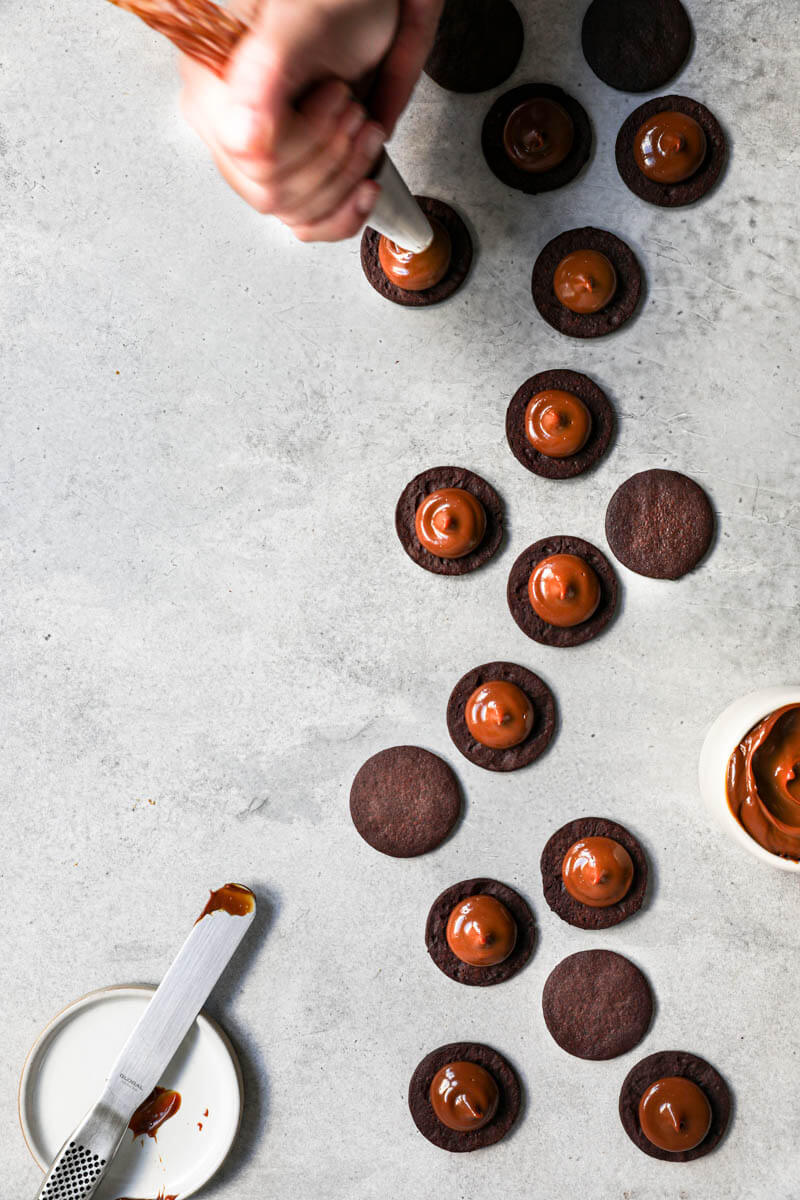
(726, 703, 800, 859)
(638, 1076, 712, 1153)
(465, 679, 533, 748)
(415, 488, 486, 559)
(528, 553, 601, 628)
(561, 836, 634, 907)
(553, 249, 617, 314)
(429, 1061, 499, 1131)
(525, 390, 592, 458)
(378, 217, 452, 291)
(446, 894, 517, 966)
(502, 97, 575, 173)
(634, 110, 707, 184)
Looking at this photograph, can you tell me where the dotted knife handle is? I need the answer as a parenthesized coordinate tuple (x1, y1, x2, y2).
(35, 1140, 108, 1200)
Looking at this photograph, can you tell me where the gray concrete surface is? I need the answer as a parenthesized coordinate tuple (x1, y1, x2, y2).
(3, 0, 799, 1196)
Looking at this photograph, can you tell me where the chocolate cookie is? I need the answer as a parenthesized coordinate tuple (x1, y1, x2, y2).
(507, 536, 618, 648)
(506, 370, 614, 479)
(605, 468, 714, 579)
(424, 0, 523, 93)
(360, 196, 473, 307)
(409, 1041, 521, 1151)
(540, 817, 648, 929)
(396, 466, 503, 576)
(426, 878, 535, 986)
(616, 95, 726, 207)
(542, 950, 653, 1060)
(446, 661, 556, 771)
(532, 227, 642, 338)
(350, 746, 461, 858)
(481, 84, 592, 194)
(619, 1050, 732, 1161)
(581, 0, 692, 93)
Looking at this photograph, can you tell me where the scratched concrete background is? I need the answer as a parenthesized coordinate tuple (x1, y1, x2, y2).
(2, 0, 799, 1196)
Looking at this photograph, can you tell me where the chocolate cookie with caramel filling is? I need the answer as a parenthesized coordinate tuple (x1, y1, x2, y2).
(581, 0, 692, 93)
(507, 535, 618, 648)
(605, 469, 714, 579)
(447, 660, 556, 771)
(424, 0, 523, 93)
(542, 949, 653, 1060)
(482, 83, 592, 194)
(540, 817, 648, 929)
(361, 196, 473, 307)
(396, 466, 503, 575)
(409, 1041, 521, 1151)
(616, 95, 726, 207)
(426, 877, 535, 986)
(506, 369, 614, 479)
(532, 227, 642, 338)
(619, 1050, 732, 1161)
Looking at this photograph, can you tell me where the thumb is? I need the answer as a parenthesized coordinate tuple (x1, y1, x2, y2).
(223, 11, 313, 155)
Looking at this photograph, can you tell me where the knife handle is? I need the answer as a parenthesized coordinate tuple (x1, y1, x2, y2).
(34, 1100, 128, 1200)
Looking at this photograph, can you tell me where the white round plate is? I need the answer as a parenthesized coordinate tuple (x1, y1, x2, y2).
(19, 985, 243, 1199)
(698, 684, 800, 872)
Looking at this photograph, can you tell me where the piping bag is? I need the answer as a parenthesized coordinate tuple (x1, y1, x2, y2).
(107, 0, 435, 251)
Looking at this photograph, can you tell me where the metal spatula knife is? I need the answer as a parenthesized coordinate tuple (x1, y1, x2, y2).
(34, 884, 256, 1200)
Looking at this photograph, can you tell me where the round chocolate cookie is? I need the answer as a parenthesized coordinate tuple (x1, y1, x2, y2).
(506, 370, 614, 479)
(540, 817, 648, 929)
(409, 1041, 521, 1151)
(350, 746, 461, 858)
(581, 0, 692, 93)
(507, 536, 618, 648)
(619, 1050, 732, 1161)
(426, 877, 535, 986)
(360, 196, 473, 307)
(396, 466, 503, 576)
(616, 95, 726, 207)
(424, 0, 523, 93)
(605, 468, 714, 579)
(481, 84, 592, 194)
(542, 949, 653, 1060)
(532, 227, 642, 339)
(446, 661, 556, 771)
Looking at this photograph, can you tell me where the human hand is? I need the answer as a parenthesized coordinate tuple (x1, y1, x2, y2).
(179, 0, 444, 242)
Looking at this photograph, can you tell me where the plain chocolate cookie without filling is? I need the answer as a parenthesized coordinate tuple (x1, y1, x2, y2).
(396, 466, 503, 575)
(532, 227, 642, 338)
(542, 949, 653, 1060)
(619, 1050, 732, 1161)
(361, 196, 473, 307)
(605, 468, 714, 579)
(409, 1041, 521, 1151)
(506, 370, 614, 479)
(481, 83, 592, 194)
(426, 877, 536, 986)
(349, 746, 461, 858)
(424, 0, 524, 93)
(507, 536, 618, 648)
(616, 94, 726, 207)
(540, 817, 648, 929)
(447, 661, 556, 770)
(581, 0, 692, 93)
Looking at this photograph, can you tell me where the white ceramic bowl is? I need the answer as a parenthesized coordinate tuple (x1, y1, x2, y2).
(698, 685, 800, 872)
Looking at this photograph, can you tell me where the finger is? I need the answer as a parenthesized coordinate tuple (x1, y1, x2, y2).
(210, 142, 276, 213)
(370, 0, 445, 135)
(290, 180, 380, 243)
(277, 119, 384, 226)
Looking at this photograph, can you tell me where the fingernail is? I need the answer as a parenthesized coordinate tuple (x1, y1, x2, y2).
(331, 83, 351, 117)
(344, 105, 366, 139)
(355, 181, 379, 215)
(224, 103, 258, 151)
(362, 124, 385, 161)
